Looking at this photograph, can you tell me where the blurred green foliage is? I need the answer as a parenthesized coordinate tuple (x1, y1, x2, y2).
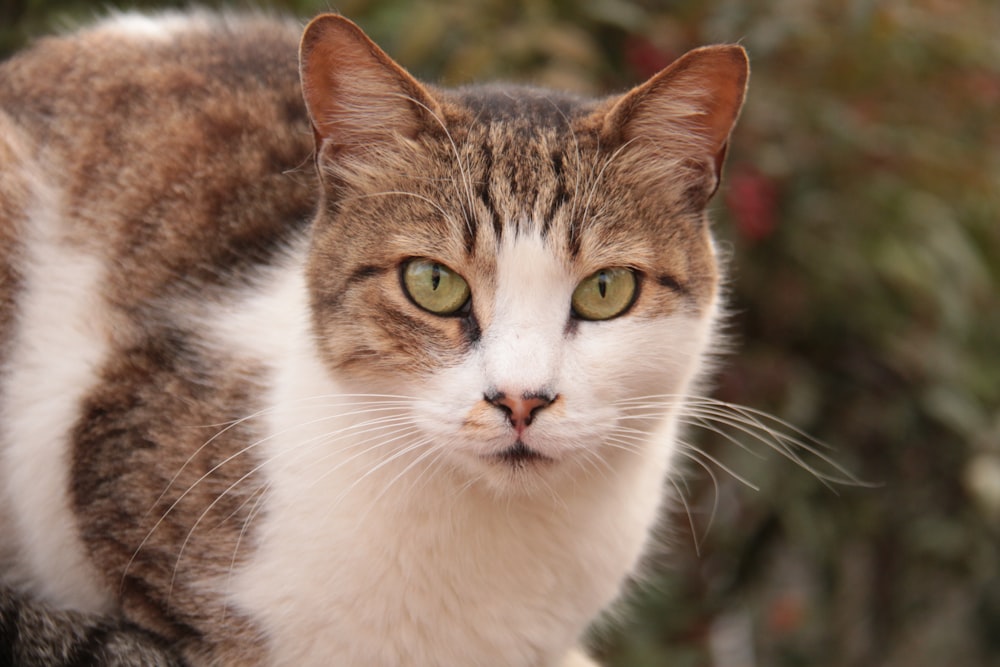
(2, 1, 998, 665)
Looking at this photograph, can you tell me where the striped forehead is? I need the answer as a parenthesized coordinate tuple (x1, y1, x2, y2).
(454, 84, 589, 127)
(460, 121, 582, 257)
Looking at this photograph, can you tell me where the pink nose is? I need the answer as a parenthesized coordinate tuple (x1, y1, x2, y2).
(486, 392, 555, 435)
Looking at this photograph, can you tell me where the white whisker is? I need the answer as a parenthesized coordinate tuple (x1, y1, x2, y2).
(331, 435, 435, 506)
(125, 395, 421, 589)
(368, 440, 445, 508)
(392, 92, 477, 238)
(613, 393, 863, 488)
(579, 138, 639, 233)
(122, 397, 418, 582)
(397, 443, 452, 503)
(341, 190, 453, 222)
(150, 394, 418, 514)
(573, 447, 613, 482)
(220, 483, 269, 622)
(667, 474, 704, 557)
(301, 424, 428, 492)
(168, 415, 428, 595)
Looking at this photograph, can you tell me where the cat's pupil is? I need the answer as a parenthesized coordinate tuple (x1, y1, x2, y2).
(597, 272, 608, 299)
(431, 265, 441, 291)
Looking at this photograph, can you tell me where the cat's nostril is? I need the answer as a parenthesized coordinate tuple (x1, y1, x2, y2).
(486, 391, 556, 434)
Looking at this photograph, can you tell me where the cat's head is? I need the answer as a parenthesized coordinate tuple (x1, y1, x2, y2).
(297, 15, 747, 492)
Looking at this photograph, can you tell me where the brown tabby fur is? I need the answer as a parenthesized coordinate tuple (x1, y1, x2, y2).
(0, 10, 747, 665)
(0, 14, 316, 662)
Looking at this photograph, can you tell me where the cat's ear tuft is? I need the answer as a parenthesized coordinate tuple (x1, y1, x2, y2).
(601, 44, 749, 198)
(299, 14, 440, 154)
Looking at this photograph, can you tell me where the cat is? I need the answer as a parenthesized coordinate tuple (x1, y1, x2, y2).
(0, 9, 748, 666)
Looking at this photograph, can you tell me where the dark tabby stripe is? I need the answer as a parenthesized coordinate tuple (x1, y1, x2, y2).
(0, 586, 183, 667)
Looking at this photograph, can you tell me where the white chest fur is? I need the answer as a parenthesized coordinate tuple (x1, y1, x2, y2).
(214, 255, 699, 666)
(230, 377, 675, 666)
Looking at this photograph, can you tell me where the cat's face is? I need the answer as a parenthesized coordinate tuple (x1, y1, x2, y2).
(298, 15, 746, 491)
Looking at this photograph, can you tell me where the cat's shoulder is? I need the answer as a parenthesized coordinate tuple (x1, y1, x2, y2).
(0, 10, 316, 308)
(0, 10, 303, 111)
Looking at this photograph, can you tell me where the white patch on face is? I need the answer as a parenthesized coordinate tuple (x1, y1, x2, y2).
(483, 232, 575, 392)
(0, 179, 114, 613)
(414, 230, 718, 488)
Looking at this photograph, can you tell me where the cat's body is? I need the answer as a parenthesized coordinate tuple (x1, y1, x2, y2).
(0, 11, 747, 666)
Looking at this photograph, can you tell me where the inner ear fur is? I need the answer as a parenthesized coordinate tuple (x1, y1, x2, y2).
(299, 14, 442, 153)
(599, 44, 749, 194)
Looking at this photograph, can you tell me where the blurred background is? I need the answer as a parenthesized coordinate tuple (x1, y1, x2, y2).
(2, 1, 997, 665)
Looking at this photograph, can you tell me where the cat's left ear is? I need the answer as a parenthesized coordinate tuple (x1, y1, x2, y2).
(600, 45, 749, 201)
(298, 14, 441, 158)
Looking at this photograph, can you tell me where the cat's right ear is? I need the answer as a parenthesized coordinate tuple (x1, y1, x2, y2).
(598, 44, 749, 203)
(299, 14, 441, 157)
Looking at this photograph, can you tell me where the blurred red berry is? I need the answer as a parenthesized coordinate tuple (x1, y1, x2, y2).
(767, 593, 807, 636)
(726, 167, 780, 242)
(624, 36, 675, 79)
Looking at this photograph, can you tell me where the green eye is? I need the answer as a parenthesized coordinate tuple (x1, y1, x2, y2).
(402, 259, 471, 315)
(571, 268, 637, 321)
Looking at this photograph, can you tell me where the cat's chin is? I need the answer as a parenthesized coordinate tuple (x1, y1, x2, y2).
(489, 440, 557, 468)
(451, 437, 584, 497)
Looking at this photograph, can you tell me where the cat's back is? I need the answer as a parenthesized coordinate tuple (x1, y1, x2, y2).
(0, 11, 316, 317)
(0, 10, 310, 155)
(0, 11, 318, 633)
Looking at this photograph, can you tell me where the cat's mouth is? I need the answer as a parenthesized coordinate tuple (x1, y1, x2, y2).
(491, 440, 555, 467)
